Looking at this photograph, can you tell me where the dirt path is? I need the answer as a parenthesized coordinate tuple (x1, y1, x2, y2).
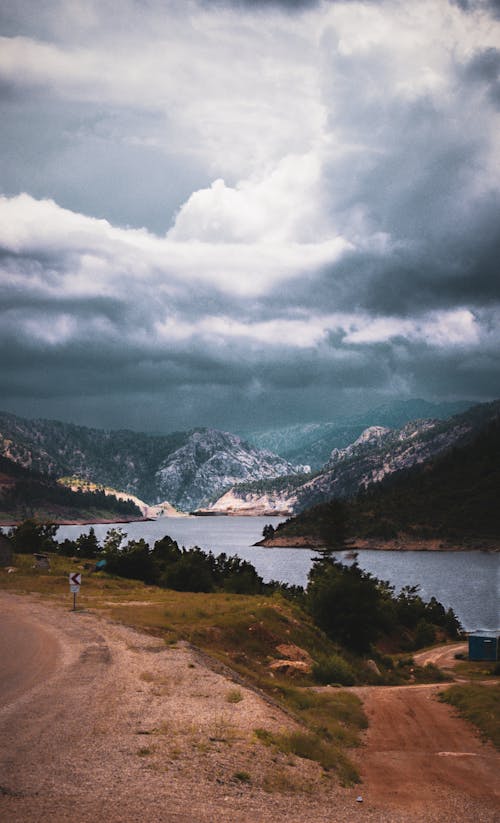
(0, 609, 60, 708)
(350, 649, 499, 822)
(1, 594, 498, 823)
(413, 641, 468, 669)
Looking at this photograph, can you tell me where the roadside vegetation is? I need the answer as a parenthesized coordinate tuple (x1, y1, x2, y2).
(439, 684, 500, 749)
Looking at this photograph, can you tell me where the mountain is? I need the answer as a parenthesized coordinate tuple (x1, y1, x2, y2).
(241, 398, 474, 470)
(0, 454, 142, 524)
(153, 429, 307, 511)
(0, 412, 306, 511)
(266, 416, 500, 548)
(207, 399, 500, 516)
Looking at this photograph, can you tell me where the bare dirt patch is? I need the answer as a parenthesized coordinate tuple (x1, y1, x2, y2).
(350, 678, 499, 821)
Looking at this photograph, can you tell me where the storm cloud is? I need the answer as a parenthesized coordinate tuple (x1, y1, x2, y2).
(0, 0, 499, 431)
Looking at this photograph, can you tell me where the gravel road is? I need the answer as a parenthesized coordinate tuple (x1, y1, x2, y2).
(0, 592, 498, 822)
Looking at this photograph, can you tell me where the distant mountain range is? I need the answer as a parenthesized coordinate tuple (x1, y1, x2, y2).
(241, 399, 473, 470)
(205, 400, 500, 515)
(0, 412, 305, 511)
(0, 398, 495, 520)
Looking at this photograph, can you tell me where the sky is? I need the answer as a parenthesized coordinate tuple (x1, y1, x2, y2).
(1, 0, 500, 433)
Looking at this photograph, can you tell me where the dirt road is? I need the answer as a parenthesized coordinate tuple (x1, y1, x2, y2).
(1, 593, 499, 822)
(413, 641, 468, 669)
(350, 643, 499, 820)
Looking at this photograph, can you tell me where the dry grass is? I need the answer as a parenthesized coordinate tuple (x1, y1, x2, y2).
(439, 683, 500, 749)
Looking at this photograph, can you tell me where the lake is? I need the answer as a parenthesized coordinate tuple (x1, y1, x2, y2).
(56, 516, 499, 632)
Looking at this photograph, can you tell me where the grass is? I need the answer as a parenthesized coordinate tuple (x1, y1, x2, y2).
(452, 659, 500, 680)
(253, 687, 368, 785)
(232, 771, 251, 783)
(261, 769, 314, 794)
(439, 683, 500, 749)
(254, 726, 359, 785)
(226, 688, 243, 703)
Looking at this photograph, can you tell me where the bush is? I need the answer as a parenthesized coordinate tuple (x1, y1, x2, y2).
(414, 618, 437, 649)
(312, 654, 356, 686)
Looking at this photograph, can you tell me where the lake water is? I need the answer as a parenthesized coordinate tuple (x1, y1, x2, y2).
(56, 516, 499, 632)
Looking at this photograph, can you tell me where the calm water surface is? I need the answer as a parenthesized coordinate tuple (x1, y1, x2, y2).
(56, 516, 499, 631)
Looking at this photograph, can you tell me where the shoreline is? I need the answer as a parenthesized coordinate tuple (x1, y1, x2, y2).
(255, 534, 500, 552)
(0, 515, 153, 528)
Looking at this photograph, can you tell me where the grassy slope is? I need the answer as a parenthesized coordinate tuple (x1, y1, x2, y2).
(439, 683, 500, 749)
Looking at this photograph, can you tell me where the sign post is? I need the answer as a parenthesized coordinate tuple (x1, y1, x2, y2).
(69, 573, 82, 611)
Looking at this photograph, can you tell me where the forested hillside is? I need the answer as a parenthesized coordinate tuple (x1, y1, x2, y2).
(270, 418, 500, 548)
(0, 454, 142, 524)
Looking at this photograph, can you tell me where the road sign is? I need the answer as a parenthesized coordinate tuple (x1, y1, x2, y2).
(69, 573, 82, 586)
(70, 584, 80, 594)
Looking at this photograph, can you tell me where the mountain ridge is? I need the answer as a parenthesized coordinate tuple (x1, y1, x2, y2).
(0, 412, 306, 511)
(240, 399, 474, 469)
(205, 400, 500, 516)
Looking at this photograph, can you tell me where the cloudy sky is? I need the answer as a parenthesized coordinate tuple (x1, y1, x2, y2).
(1, 0, 499, 433)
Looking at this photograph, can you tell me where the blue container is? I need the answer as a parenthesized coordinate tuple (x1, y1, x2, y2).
(468, 630, 500, 661)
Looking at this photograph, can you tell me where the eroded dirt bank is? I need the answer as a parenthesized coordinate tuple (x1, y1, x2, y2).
(0, 593, 498, 822)
(257, 534, 500, 551)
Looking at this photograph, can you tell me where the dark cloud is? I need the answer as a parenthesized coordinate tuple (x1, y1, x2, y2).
(1, 0, 499, 432)
(450, 0, 500, 16)
(200, 0, 320, 9)
(462, 48, 500, 108)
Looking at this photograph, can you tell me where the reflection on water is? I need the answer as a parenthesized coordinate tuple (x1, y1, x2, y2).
(56, 516, 499, 631)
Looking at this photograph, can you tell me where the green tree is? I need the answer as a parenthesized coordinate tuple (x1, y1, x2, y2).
(75, 527, 100, 558)
(105, 538, 155, 583)
(306, 558, 387, 652)
(161, 547, 215, 592)
(8, 519, 58, 554)
(102, 528, 126, 554)
(317, 500, 351, 557)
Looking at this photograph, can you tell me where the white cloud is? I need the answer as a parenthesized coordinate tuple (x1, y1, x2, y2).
(0, 192, 348, 300)
(167, 152, 330, 243)
(343, 309, 482, 347)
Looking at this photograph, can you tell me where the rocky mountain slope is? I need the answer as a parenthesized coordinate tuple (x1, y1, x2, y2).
(242, 399, 473, 470)
(207, 400, 500, 515)
(0, 412, 305, 511)
(153, 429, 307, 511)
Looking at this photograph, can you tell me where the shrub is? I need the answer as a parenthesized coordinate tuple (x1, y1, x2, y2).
(312, 654, 356, 686)
(414, 618, 436, 649)
(233, 771, 251, 783)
